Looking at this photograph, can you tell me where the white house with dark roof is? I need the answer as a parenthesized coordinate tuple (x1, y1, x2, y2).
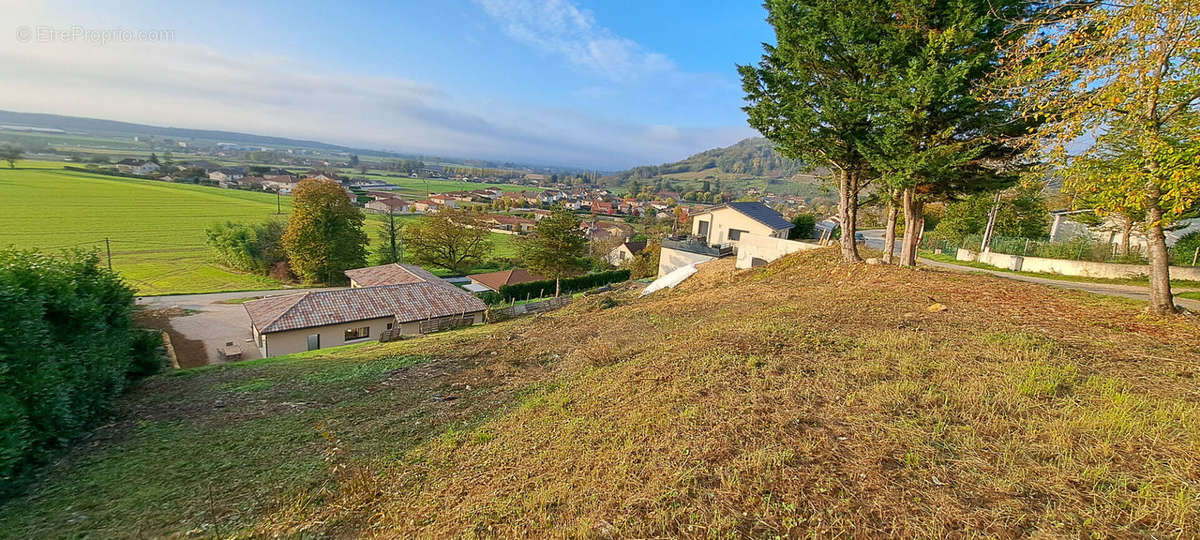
(244, 264, 486, 357)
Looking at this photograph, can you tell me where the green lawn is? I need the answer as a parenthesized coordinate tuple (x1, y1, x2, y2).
(0, 162, 522, 294)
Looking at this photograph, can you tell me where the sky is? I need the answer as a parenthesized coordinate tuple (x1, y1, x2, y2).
(0, 0, 774, 170)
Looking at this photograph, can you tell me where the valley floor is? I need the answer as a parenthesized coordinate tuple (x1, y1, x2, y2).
(1, 250, 1198, 537)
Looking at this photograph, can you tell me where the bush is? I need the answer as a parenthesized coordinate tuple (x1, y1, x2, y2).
(0, 249, 161, 497)
(497, 269, 631, 301)
(788, 213, 816, 240)
(205, 220, 287, 275)
(1174, 231, 1200, 266)
(476, 290, 505, 305)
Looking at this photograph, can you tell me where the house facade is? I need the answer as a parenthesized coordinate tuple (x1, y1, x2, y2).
(245, 264, 486, 357)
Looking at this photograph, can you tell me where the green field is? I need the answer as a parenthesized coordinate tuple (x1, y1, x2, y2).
(0, 163, 292, 294)
(0, 162, 520, 294)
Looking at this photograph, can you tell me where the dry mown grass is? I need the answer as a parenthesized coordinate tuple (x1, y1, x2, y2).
(255, 250, 1200, 537)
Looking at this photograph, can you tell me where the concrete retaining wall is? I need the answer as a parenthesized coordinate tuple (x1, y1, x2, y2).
(658, 246, 717, 277)
(735, 234, 823, 269)
(956, 248, 1200, 281)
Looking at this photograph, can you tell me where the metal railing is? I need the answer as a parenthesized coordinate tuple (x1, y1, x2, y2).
(661, 235, 734, 257)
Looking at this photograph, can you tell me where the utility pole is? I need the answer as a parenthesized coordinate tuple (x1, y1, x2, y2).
(104, 237, 112, 270)
(980, 191, 1002, 253)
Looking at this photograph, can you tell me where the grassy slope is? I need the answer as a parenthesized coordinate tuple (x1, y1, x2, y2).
(2, 250, 1198, 537)
(0, 163, 288, 294)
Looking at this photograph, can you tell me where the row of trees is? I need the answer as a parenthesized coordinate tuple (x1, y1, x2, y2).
(741, 0, 1199, 314)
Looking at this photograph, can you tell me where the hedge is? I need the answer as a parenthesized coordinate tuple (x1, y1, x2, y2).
(0, 249, 162, 498)
(496, 269, 631, 301)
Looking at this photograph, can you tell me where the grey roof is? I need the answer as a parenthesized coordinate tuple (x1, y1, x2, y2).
(696, 202, 794, 231)
(245, 267, 485, 334)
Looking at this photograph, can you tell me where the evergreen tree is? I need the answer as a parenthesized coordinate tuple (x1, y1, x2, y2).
(740, 0, 895, 262)
(518, 207, 589, 296)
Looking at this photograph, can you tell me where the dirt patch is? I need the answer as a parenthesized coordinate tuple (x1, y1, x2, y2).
(134, 307, 209, 368)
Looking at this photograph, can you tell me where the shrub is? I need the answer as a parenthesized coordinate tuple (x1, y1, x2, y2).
(0, 249, 161, 497)
(788, 213, 816, 240)
(497, 269, 631, 301)
(1174, 231, 1200, 266)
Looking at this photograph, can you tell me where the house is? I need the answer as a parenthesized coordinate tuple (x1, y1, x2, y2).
(208, 167, 244, 184)
(690, 202, 793, 246)
(116, 159, 160, 175)
(429, 194, 460, 208)
(466, 268, 546, 293)
(606, 240, 648, 266)
(246, 264, 487, 357)
(591, 200, 616, 215)
(657, 202, 795, 277)
(580, 220, 634, 242)
(365, 198, 410, 214)
(410, 199, 439, 213)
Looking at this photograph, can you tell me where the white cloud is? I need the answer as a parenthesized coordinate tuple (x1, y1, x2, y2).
(474, 0, 676, 82)
(0, 36, 751, 169)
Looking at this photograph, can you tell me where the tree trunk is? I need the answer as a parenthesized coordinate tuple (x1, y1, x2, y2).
(1145, 202, 1176, 314)
(555, 277, 561, 298)
(1119, 217, 1133, 257)
(898, 187, 924, 267)
(837, 169, 863, 263)
(883, 189, 899, 264)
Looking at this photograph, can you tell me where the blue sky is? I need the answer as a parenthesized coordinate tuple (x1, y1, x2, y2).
(0, 0, 774, 169)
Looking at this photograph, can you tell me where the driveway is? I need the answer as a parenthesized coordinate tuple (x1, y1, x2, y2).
(136, 288, 342, 367)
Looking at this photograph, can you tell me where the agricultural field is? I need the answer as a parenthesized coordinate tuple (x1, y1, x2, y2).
(0, 162, 290, 295)
(0, 162, 521, 294)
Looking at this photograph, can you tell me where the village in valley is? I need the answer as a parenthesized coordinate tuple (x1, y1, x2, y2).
(2, 0, 1200, 537)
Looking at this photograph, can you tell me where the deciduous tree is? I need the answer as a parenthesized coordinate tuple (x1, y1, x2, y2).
(281, 178, 368, 284)
(402, 209, 492, 274)
(1002, 0, 1200, 313)
(0, 144, 23, 168)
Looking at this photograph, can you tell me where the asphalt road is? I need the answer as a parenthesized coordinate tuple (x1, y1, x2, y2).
(136, 287, 342, 366)
(857, 229, 1199, 311)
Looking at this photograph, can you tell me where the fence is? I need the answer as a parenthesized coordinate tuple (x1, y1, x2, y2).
(487, 295, 571, 322)
(942, 234, 1199, 267)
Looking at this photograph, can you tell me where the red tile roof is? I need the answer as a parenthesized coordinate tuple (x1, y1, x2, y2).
(466, 269, 546, 292)
(344, 263, 444, 288)
(245, 282, 486, 334)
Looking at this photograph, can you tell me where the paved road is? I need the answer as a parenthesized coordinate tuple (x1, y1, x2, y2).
(857, 229, 1199, 311)
(136, 288, 342, 366)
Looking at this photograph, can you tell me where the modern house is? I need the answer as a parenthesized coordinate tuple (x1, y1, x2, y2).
(690, 202, 794, 246)
(658, 202, 795, 276)
(245, 264, 486, 357)
(466, 268, 546, 293)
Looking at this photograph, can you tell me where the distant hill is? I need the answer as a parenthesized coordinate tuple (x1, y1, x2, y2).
(600, 137, 829, 197)
(0, 109, 366, 154)
(0, 110, 588, 173)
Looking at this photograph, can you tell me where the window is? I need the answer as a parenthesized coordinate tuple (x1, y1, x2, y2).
(386, 322, 393, 330)
(728, 229, 747, 241)
(344, 326, 370, 341)
(697, 220, 709, 238)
